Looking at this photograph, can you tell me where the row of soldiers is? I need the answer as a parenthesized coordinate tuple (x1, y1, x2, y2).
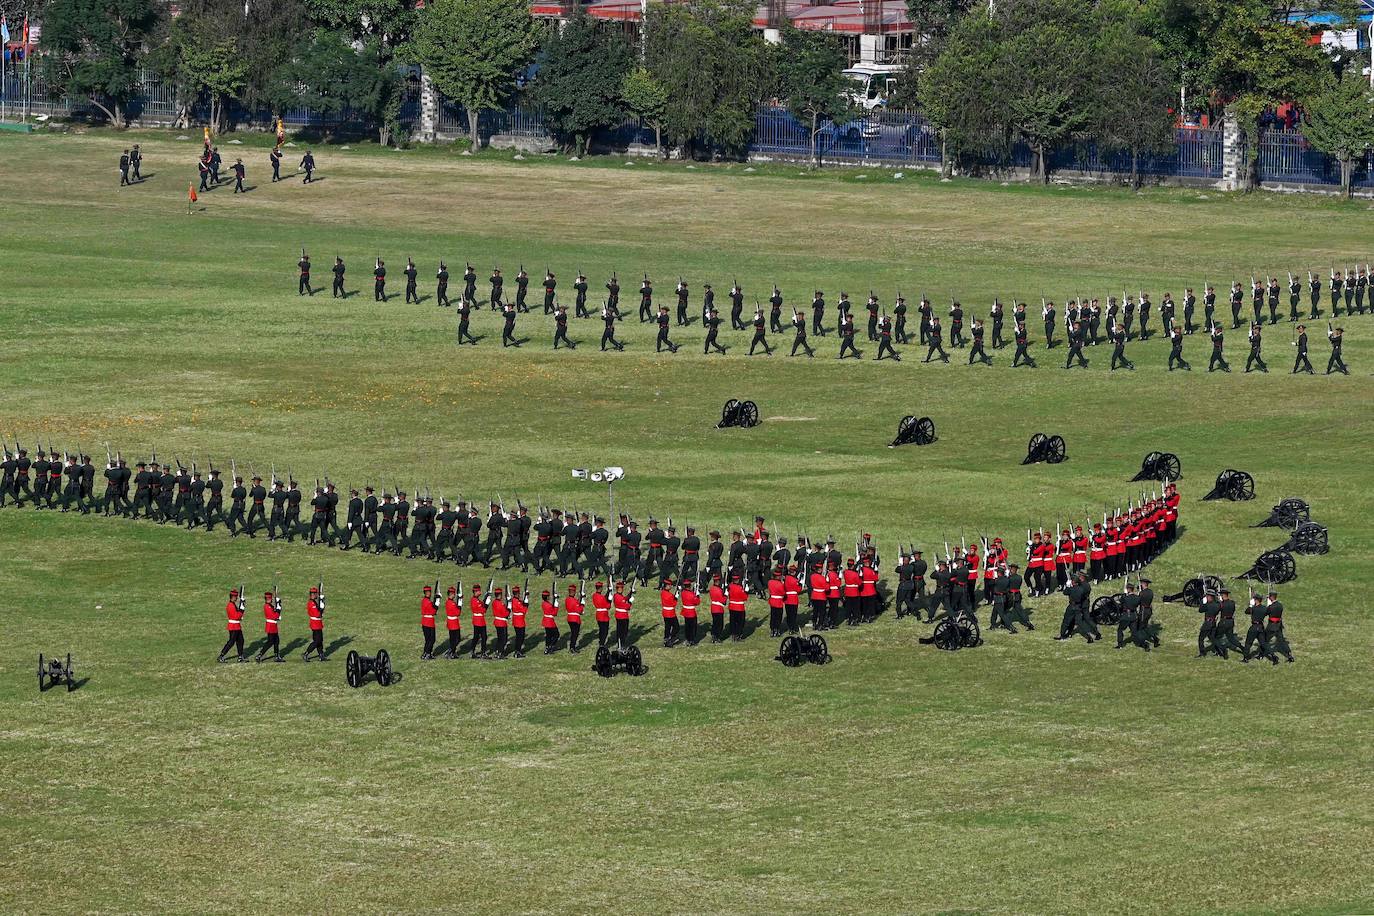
(295, 255, 1357, 372)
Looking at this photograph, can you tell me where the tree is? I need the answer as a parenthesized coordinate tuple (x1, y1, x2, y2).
(645, 0, 771, 160)
(1092, 20, 1178, 188)
(153, 18, 249, 132)
(271, 31, 404, 144)
(530, 13, 633, 156)
(303, 0, 413, 143)
(1302, 73, 1374, 197)
(774, 28, 853, 167)
(40, 0, 162, 126)
(407, 0, 539, 148)
(621, 68, 668, 157)
(917, 10, 1006, 175)
(1192, 0, 1333, 187)
(998, 1, 1094, 183)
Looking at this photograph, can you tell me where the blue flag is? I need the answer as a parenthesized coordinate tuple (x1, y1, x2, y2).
(0, 19, 9, 44)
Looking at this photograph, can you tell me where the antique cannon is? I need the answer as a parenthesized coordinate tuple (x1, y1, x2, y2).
(1090, 594, 1126, 625)
(717, 398, 760, 429)
(1021, 432, 1067, 465)
(37, 653, 76, 692)
(1202, 469, 1255, 501)
(1283, 522, 1329, 556)
(1131, 451, 1182, 482)
(890, 415, 937, 448)
(592, 643, 647, 677)
(921, 613, 982, 651)
(775, 634, 831, 667)
(1162, 575, 1225, 607)
(345, 648, 394, 688)
(1237, 549, 1297, 585)
(1254, 498, 1310, 530)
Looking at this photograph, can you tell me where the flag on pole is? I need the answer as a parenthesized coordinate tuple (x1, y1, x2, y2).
(1, 18, 11, 44)
(275, 116, 285, 145)
(203, 125, 211, 144)
(188, 183, 198, 203)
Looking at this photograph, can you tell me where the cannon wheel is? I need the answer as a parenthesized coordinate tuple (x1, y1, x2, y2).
(778, 635, 803, 667)
(1024, 432, 1047, 464)
(1158, 452, 1182, 481)
(1045, 435, 1067, 464)
(914, 416, 936, 445)
(593, 645, 612, 677)
(1289, 523, 1328, 556)
(956, 615, 982, 648)
(1268, 550, 1297, 584)
(345, 649, 362, 689)
(375, 649, 392, 686)
(1091, 595, 1121, 625)
(1134, 451, 1162, 481)
(1228, 470, 1255, 501)
(37, 653, 45, 692)
(1277, 498, 1310, 528)
(718, 399, 740, 429)
(740, 401, 759, 429)
(807, 633, 830, 664)
(896, 415, 916, 443)
(932, 618, 961, 651)
(65, 653, 74, 692)
(625, 644, 645, 675)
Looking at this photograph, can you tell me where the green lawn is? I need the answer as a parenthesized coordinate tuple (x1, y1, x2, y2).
(2, 130, 1373, 914)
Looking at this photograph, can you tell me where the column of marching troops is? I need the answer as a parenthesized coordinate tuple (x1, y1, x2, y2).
(0, 455, 1292, 664)
(296, 253, 1357, 374)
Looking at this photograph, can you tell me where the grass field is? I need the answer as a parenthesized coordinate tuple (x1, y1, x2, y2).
(3, 129, 1374, 914)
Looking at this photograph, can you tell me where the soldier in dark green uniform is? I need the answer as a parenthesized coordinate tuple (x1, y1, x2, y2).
(1240, 593, 1275, 663)
(1245, 322, 1267, 373)
(1264, 590, 1294, 662)
(1114, 581, 1145, 649)
(1005, 563, 1032, 629)
(1196, 589, 1223, 657)
(332, 257, 347, 298)
(1054, 572, 1097, 642)
(436, 261, 450, 307)
(1327, 325, 1348, 375)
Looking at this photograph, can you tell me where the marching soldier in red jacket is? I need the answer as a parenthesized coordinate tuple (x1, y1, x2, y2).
(826, 562, 843, 629)
(708, 574, 727, 643)
(420, 585, 438, 659)
(612, 581, 633, 648)
(218, 588, 247, 663)
(490, 587, 510, 658)
(303, 586, 326, 661)
(680, 579, 700, 645)
(564, 583, 584, 654)
(660, 578, 680, 647)
(469, 584, 489, 659)
(510, 585, 529, 658)
(727, 573, 748, 641)
(591, 581, 611, 647)
(841, 559, 862, 626)
(1072, 526, 1088, 577)
(783, 564, 802, 634)
(1089, 524, 1107, 583)
(256, 588, 284, 663)
(859, 557, 880, 623)
(766, 568, 786, 637)
(541, 589, 560, 654)
(443, 585, 463, 659)
(1055, 531, 1074, 589)
(963, 542, 980, 608)
(809, 563, 829, 630)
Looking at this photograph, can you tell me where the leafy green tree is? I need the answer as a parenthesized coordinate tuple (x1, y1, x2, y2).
(153, 18, 249, 132)
(1302, 73, 1374, 197)
(894, 0, 975, 107)
(407, 0, 540, 148)
(773, 28, 853, 167)
(998, 1, 1094, 182)
(621, 67, 669, 157)
(1192, 0, 1333, 187)
(40, 0, 162, 126)
(918, 10, 1006, 174)
(271, 31, 404, 144)
(644, 0, 771, 160)
(1092, 19, 1178, 188)
(530, 13, 633, 156)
